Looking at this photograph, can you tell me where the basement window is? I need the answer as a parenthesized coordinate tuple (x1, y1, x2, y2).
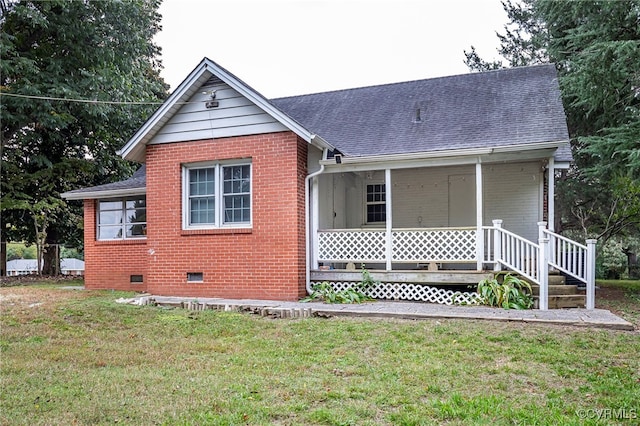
(187, 272, 204, 282)
(130, 275, 144, 283)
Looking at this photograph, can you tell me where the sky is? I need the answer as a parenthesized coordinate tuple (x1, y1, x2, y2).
(155, 0, 508, 99)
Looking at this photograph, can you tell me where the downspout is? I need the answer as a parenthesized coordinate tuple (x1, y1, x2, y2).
(305, 148, 328, 294)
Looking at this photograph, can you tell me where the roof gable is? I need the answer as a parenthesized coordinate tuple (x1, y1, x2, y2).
(118, 58, 332, 163)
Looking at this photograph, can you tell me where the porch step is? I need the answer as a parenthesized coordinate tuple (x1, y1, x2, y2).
(530, 284, 578, 296)
(534, 294, 586, 309)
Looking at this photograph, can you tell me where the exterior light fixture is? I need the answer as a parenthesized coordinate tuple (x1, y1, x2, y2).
(203, 90, 218, 109)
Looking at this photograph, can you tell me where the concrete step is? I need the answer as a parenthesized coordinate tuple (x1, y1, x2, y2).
(530, 284, 578, 296)
(548, 274, 566, 285)
(534, 294, 586, 309)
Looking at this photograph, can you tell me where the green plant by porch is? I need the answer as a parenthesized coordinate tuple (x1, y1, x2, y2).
(477, 273, 534, 310)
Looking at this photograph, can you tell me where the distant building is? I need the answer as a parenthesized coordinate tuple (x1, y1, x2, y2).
(6, 258, 85, 276)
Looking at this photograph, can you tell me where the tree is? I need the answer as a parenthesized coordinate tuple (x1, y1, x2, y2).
(1, 0, 168, 274)
(464, 0, 640, 248)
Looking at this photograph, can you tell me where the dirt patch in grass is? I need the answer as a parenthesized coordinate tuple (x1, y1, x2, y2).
(596, 285, 640, 329)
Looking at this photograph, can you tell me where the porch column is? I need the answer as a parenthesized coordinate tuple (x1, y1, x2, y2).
(475, 162, 484, 270)
(311, 176, 320, 270)
(385, 168, 393, 271)
(547, 157, 555, 232)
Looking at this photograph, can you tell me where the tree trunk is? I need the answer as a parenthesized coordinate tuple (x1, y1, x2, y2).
(42, 230, 60, 276)
(0, 240, 6, 277)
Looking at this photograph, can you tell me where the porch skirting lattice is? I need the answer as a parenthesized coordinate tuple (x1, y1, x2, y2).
(316, 281, 482, 306)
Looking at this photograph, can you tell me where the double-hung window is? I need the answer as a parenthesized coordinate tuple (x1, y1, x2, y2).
(97, 197, 147, 240)
(183, 162, 251, 229)
(365, 183, 386, 224)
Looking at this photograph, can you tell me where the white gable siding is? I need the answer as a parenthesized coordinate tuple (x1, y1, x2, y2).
(149, 82, 288, 145)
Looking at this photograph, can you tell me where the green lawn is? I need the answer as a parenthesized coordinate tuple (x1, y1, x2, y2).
(1, 283, 639, 425)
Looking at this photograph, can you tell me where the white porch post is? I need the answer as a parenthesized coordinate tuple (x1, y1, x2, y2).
(586, 239, 597, 309)
(538, 236, 549, 310)
(548, 157, 555, 232)
(492, 219, 503, 272)
(311, 176, 320, 270)
(385, 168, 393, 271)
(475, 162, 484, 270)
(538, 221, 549, 310)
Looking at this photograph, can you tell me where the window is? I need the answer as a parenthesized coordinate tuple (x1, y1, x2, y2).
(187, 272, 203, 282)
(366, 183, 386, 223)
(183, 162, 251, 229)
(98, 197, 146, 240)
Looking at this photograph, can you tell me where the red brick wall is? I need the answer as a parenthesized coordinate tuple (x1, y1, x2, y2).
(82, 199, 148, 291)
(144, 132, 308, 300)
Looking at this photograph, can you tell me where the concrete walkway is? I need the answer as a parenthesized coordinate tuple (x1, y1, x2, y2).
(117, 294, 635, 331)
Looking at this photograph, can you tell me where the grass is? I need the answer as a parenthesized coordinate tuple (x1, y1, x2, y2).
(596, 279, 640, 328)
(1, 281, 639, 425)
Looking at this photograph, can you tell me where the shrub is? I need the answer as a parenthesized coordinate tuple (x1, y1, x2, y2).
(477, 273, 533, 310)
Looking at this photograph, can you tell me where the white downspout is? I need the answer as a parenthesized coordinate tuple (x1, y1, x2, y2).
(305, 149, 328, 294)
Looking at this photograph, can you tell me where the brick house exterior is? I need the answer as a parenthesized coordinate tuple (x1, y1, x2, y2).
(63, 57, 577, 303)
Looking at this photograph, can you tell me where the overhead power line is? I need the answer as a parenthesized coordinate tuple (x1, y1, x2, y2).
(0, 92, 189, 105)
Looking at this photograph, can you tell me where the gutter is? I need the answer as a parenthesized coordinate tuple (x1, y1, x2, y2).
(61, 187, 146, 201)
(304, 148, 328, 294)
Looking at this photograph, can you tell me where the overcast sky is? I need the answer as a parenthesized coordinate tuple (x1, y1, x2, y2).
(155, 0, 507, 98)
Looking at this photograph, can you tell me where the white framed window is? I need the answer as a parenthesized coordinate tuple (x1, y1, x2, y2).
(97, 196, 147, 240)
(365, 183, 386, 224)
(182, 161, 252, 229)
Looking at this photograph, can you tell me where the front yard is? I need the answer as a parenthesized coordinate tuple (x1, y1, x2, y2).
(0, 281, 638, 425)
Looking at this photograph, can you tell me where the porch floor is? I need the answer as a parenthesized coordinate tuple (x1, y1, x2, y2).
(117, 295, 634, 331)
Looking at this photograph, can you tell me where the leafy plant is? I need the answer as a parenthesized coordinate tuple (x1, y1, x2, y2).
(477, 273, 533, 310)
(302, 266, 377, 304)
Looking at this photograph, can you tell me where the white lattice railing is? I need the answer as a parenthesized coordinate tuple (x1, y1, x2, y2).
(317, 227, 476, 264)
(393, 228, 476, 262)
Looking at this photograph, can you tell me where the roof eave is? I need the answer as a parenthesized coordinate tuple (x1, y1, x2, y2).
(319, 140, 569, 171)
(61, 187, 146, 201)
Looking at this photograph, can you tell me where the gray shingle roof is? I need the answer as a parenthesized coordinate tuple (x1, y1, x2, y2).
(64, 64, 572, 198)
(272, 64, 571, 161)
(61, 165, 146, 198)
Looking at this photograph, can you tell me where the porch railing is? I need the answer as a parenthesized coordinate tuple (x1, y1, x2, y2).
(315, 220, 596, 310)
(317, 227, 477, 264)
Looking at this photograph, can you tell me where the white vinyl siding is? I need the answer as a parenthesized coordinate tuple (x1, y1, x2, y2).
(150, 83, 287, 145)
(182, 161, 252, 229)
(97, 197, 147, 240)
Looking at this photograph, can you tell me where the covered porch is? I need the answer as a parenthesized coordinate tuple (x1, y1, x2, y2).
(307, 149, 595, 310)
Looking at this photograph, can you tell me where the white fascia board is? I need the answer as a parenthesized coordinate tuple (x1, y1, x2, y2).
(117, 58, 335, 161)
(310, 134, 335, 151)
(319, 140, 568, 172)
(61, 188, 146, 201)
(200, 59, 335, 149)
(553, 162, 571, 169)
(118, 59, 212, 162)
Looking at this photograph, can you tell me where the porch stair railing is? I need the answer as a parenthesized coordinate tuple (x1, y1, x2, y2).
(488, 220, 596, 310)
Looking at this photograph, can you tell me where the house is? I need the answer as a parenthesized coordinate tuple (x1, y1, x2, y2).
(62, 58, 596, 309)
(6, 258, 85, 276)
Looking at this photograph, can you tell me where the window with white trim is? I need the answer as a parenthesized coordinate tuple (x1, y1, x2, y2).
(182, 162, 252, 229)
(365, 183, 386, 223)
(97, 197, 147, 240)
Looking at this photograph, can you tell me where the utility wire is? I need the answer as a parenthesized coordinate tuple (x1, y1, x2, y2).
(0, 92, 195, 105)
